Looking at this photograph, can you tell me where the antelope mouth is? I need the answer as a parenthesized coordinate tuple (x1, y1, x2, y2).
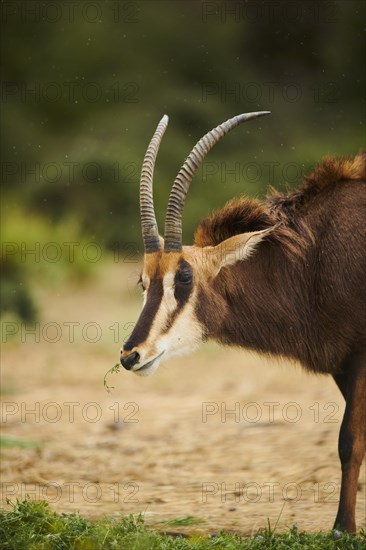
(134, 350, 165, 375)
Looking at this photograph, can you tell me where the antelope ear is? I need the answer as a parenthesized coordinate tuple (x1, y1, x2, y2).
(205, 227, 274, 277)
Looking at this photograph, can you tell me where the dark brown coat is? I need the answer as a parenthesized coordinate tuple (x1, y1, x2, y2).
(194, 150, 366, 374)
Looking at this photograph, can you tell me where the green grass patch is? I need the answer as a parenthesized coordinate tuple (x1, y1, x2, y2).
(165, 516, 205, 527)
(0, 500, 365, 550)
(0, 435, 43, 449)
(0, 386, 17, 395)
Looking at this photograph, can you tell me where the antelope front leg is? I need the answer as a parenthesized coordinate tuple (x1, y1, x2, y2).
(333, 355, 366, 532)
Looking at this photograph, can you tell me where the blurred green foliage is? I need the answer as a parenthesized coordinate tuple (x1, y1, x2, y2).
(1, 209, 101, 322)
(1, 0, 365, 319)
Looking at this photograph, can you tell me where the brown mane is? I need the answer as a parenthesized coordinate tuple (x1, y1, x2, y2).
(194, 197, 274, 247)
(194, 150, 366, 259)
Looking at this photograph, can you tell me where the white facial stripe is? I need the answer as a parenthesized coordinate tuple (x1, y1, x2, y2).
(141, 274, 150, 306)
(135, 272, 175, 362)
(163, 272, 175, 288)
(162, 272, 177, 312)
(133, 273, 204, 373)
(158, 296, 204, 361)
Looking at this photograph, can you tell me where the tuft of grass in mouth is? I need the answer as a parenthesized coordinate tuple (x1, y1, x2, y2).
(103, 363, 121, 393)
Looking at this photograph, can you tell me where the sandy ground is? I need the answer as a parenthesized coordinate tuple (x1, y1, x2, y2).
(1, 261, 365, 536)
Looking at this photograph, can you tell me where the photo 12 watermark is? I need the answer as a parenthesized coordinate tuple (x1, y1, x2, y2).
(1, 241, 140, 266)
(1, 400, 139, 424)
(1, 160, 139, 185)
(1, 481, 139, 504)
(201, 400, 341, 424)
(201, 81, 340, 105)
(1, 1, 141, 24)
(1, 320, 140, 344)
(201, 480, 340, 504)
(201, 1, 339, 24)
(199, 160, 305, 186)
(2, 81, 139, 105)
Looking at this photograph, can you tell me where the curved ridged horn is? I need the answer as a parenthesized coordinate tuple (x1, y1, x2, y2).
(164, 111, 271, 252)
(140, 114, 169, 252)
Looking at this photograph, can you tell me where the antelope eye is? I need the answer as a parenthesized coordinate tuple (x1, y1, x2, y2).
(176, 268, 192, 284)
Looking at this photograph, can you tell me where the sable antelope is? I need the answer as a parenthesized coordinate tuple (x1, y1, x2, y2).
(120, 112, 366, 532)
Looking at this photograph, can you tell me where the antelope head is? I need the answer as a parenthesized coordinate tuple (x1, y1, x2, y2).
(120, 112, 271, 376)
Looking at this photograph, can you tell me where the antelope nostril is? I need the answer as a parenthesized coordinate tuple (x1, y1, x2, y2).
(120, 351, 140, 370)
